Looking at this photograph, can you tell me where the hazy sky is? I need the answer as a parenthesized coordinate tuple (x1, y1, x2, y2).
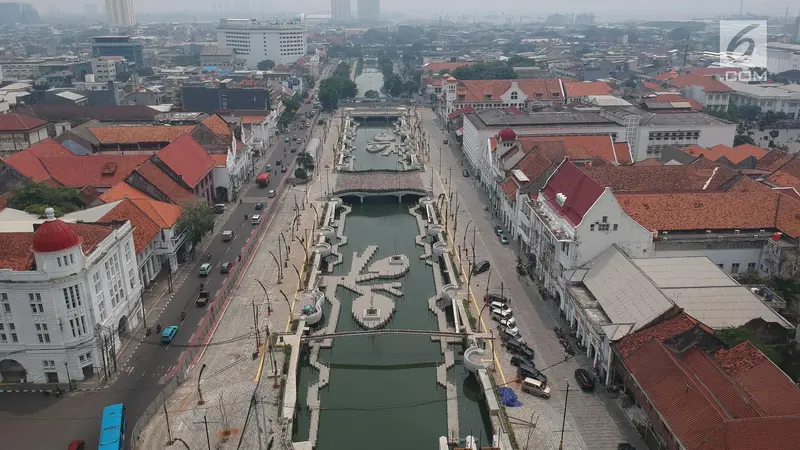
(28, 0, 799, 19)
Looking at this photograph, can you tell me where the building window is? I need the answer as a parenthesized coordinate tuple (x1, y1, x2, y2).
(43, 360, 56, 371)
(94, 272, 107, 321)
(1, 293, 10, 313)
(598, 223, 610, 232)
(590, 224, 595, 231)
(731, 263, 740, 274)
(36, 323, 51, 343)
(124, 242, 132, 263)
(105, 255, 124, 308)
(70, 319, 77, 337)
(613, 224, 618, 231)
(80, 315, 87, 334)
(601, 216, 608, 223)
(63, 285, 82, 309)
(561, 242, 569, 255)
(69, 253, 75, 264)
(29, 293, 44, 314)
(747, 262, 756, 271)
(128, 267, 136, 290)
(511, 91, 518, 100)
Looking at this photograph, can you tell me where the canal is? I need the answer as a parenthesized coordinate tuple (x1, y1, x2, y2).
(355, 67, 385, 97)
(294, 198, 492, 448)
(350, 123, 403, 171)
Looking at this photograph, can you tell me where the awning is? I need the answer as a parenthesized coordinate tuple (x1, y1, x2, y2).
(456, 128, 464, 136)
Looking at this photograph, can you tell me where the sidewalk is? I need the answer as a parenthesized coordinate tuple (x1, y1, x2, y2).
(133, 126, 329, 450)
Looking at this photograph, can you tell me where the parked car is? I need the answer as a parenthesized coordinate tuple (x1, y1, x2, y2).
(510, 354, 533, 367)
(213, 204, 226, 214)
(517, 363, 542, 381)
(472, 260, 490, 275)
(254, 203, 265, 210)
(494, 225, 504, 236)
(220, 262, 233, 274)
(491, 309, 513, 322)
(484, 293, 511, 305)
(443, 138, 449, 144)
(499, 235, 509, 245)
(462, 169, 469, 177)
(490, 302, 511, 313)
(503, 324, 522, 340)
(574, 368, 595, 391)
(500, 317, 517, 328)
(500, 327, 525, 344)
(507, 339, 535, 361)
(521, 378, 551, 398)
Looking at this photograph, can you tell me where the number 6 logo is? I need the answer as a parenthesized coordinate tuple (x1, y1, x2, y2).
(726, 24, 759, 56)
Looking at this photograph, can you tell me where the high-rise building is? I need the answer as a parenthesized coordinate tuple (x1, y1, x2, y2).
(105, 0, 135, 30)
(357, 0, 379, 23)
(0, 2, 40, 25)
(92, 36, 144, 67)
(331, 0, 350, 22)
(216, 18, 307, 69)
(793, 16, 800, 44)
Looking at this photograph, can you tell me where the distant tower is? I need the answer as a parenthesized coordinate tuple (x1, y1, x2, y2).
(105, 0, 136, 30)
(794, 15, 800, 44)
(331, 0, 351, 22)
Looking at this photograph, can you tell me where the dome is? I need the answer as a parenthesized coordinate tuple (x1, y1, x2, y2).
(497, 127, 517, 142)
(32, 208, 81, 253)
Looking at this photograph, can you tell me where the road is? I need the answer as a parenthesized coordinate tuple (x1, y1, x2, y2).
(0, 102, 317, 450)
(421, 109, 647, 449)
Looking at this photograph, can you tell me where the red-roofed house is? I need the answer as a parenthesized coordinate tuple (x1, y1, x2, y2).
(682, 143, 767, 169)
(613, 317, 800, 450)
(440, 77, 565, 115)
(562, 80, 613, 102)
(0, 207, 142, 384)
(527, 160, 652, 301)
(668, 74, 732, 112)
(153, 135, 216, 203)
(0, 113, 49, 157)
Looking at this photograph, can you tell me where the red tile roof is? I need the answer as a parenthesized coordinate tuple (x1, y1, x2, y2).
(99, 182, 183, 229)
(689, 67, 741, 77)
(650, 94, 704, 112)
(201, 114, 233, 141)
(156, 134, 215, 188)
(715, 342, 800, 417)
(684, 144, 767, 164)
(99, 199, 161, 253)
(516, 135, 618, 163)
(624, 339, 727, 449)
(447, 106, 476, 120)
(612, 142, 632, 164)
(541, 160, 605, 226)
(0, 113, 47, 132)
(697, 417, 800, 450)
(421, 61, 476, 74)
(453, 78, 564, 103)
(668, 74, 733, 93)
(3, 148, 52, 182)
(615, 311, 699, 358)
(757, 149, 793, 172)
(26, 138, 73, 157)
(131, 160, 195, 204)
(582, 164, 738, 193)
(499, 178, 519, 200)
(680, 347, 761, 419)
(642, 81, 662, 91)
(503, 106, 524, 115)
(631, 158, 662, 166)
(0, 232, 36, 270)
(562, 80, 613, 98)
(654, 70, 679, 81)
(41, 154, 149, 188)
(515, 150, 553, 183)
(88, 125, 195, 144)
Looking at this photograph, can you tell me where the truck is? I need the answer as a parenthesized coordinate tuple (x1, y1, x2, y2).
(196, 290, 210, 307)
(256, 173, 270, 187)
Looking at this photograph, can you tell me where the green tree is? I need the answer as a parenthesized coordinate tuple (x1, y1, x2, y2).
(136, 66, 155, 77)
(296, 151, 315, 171)
(175, 199, 215, 245)
(294, 167, 309, 180)
(334, 62, 351, 78)
(438, 69, 450, 76)
(257, 59, 276, 70)
(340, 79, 358, 98)
(117, 72, 132, 82)
(364, 89, 379, 98)
(318, 86, 338, 111)
(8, 182, 83, 217)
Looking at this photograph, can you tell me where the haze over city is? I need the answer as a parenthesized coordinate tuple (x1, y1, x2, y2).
(23, 0, 799, 19)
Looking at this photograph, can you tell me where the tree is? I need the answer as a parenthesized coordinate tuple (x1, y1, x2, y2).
(8, 182, 83, 217)
(340, 79, 358, 98)
(768, 129, 780, 148)
(296, 151, 315, 171)
(136, 66, 155, 77)
(257, 59, 276, 70)
(175, 199, 215, 246)
(334, 62, 351, 78)
(294, 167, 309, 180)
(364, 89, 379, 98)
(117, 72, 132, 83)
(318, 86, 338, 111)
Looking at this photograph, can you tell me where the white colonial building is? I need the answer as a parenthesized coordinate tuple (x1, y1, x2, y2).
(216, 18, 307, 68)
(0, 208, 142, 385)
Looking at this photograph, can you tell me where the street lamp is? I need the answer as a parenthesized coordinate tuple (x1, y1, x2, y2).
(463, 220, 474, 258)
(255, 279, 272, 314)
(63, 360, 72, 391)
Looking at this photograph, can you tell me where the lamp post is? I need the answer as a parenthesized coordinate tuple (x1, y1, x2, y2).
(255, 279, 272, 315)
(279, 232, 289, 266)
(294, 234, 309, 261)
(559, 380, 571, 450)
(463, 220, 474, 257)
(64, 360, 72, 390)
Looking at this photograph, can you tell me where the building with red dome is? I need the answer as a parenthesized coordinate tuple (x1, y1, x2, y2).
(0, 207, 142, 384)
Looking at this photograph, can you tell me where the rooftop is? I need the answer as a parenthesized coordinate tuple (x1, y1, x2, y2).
(684, 144, 767, 165)
(131, 160, 196, 204)
(88, 125, 195, 144)
(155, 135, 216, 187)
(581, 163, 738, 193)
(469, 109, 613, 129)
(540, 159, 605, 227)
(0, 113, 47, 132)
(668, 73, 733, 93)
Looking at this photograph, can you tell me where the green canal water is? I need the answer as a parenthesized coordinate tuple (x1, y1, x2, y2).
(355, 67, 385, 97)
(294, 198, 492, 448)
(350, 123, 402, 171)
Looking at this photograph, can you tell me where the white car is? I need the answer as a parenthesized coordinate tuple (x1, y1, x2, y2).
(500, 317, 517, 328)
(268, 189, 276, 198)
(491, 309, 513, 322)
(491, 302, 511, 314)
(504, 325, 522, 339)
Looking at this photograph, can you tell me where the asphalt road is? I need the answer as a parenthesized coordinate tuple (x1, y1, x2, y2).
(0, 102, 317, 450)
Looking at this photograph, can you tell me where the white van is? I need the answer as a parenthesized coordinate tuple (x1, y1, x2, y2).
(491, 309, 513, 322)
(251, 214, 262, 225)
(222, 230, 234, 242)
(522, 378, 551, 398)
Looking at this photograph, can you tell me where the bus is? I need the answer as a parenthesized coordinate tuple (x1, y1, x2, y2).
(98, 403, 126, 450)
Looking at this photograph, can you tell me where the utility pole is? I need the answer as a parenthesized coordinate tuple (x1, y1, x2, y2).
(203, 414, 211, 450)
(251, 299, 261, 352)
(559, 380, 570, 450)
(485, 270, 492, 299)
